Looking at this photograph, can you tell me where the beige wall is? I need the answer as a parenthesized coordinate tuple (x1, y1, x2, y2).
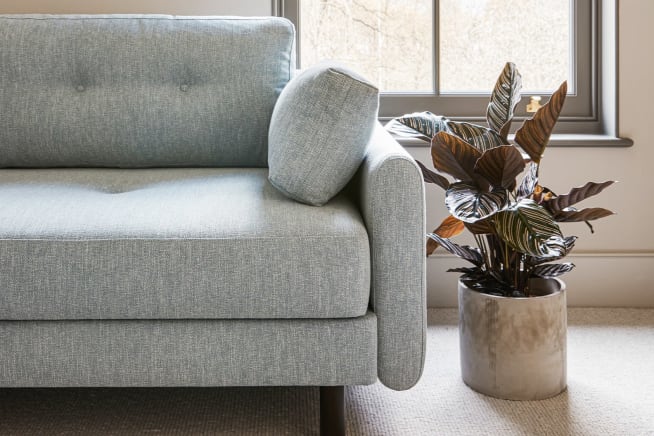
(1, 0, 650, 306)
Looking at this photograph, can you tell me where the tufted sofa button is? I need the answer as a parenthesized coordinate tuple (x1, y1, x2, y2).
(76, 85, 85, 92)
(180, 84, 189, 92)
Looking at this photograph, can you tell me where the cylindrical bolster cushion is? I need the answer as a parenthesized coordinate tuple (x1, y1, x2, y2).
(268, 63, 379, 206)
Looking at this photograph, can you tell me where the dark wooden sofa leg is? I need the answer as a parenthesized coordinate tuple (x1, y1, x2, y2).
(320, 386, 345, 436)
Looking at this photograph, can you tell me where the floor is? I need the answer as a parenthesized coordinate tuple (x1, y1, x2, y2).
(0, 308, 652, 435)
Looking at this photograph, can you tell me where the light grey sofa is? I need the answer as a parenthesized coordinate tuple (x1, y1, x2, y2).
(0, 15, 426, 434)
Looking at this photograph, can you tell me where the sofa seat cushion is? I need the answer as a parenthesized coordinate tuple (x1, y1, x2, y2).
(0, 168, 370, 320)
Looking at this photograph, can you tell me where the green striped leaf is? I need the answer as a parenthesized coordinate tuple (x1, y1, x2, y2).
(447, 267, 482, 274)
(546, 181, 615, 213)
(514, 81, 567, 163)
(486, 62, 522, 140)
(473, 145, 525, 190)
(385, 119, 430, 142)
(445, 182, 508, 223)
(427, 233, 484, 266)
(464, 218, 495, 235)
(431, 132, 482, 183)
(517, 162, 539, 199)
(447, 121, 507, 152)
(529, 236, 577, 265)
(495, 199, 564, 257)
(392, 112, 450, 140)
(531, 263, 576, 278)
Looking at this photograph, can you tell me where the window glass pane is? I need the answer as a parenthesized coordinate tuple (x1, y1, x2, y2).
(299, 0, 433, 92)
(439, 0, 571, 92)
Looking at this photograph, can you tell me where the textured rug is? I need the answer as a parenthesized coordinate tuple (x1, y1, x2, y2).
(0, 308, 652, 435)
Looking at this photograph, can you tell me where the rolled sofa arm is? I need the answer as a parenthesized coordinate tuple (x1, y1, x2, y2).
(354, 123, 426, 391)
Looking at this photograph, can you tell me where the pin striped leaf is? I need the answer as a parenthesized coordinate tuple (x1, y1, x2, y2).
(447, 267, 482, 274)
(531, 262, 576, 278)
(416, 160, 450, 190)
(473, 145, 526, 190)
(554, 207, 615, 222)
(514, 81, 567, 163)
(486, 62, 523, 140)
(546, 181, 615, 213)
(494, 199, 564, 257)
(426, 215, 465, 255)
(427, 233, 484, 266)
(465, 218, 495, 235)
(447, 121, 506, 152)
(391, 112, 450, 140)
(517, 162, 539, 199)
(529, 236, 577, 265)
(431, 131, 482, 183)
(445, 182, 508, 223)
(385, 119, 431, 142)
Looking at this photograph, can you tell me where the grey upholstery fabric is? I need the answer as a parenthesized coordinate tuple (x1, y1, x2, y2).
(0, 15, 427, 393)
(268, 63, 379, 206)
(355, 124, 427, 391)
(0, 15, 295, 168)
(0, 313, 377, 387)
(0, 168, 370, 320)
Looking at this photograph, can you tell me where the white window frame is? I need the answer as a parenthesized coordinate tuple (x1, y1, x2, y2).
(274, 0, 631, 147)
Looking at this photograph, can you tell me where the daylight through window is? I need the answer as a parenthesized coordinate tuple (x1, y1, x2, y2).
(298, 0, 571, 94)
(282, 0, 614, 137)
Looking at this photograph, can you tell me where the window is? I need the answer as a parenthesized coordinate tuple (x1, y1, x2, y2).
(276, 0, 630, 144)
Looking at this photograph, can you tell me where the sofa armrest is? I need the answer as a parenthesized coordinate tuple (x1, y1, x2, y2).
(354, 123, 426, 391)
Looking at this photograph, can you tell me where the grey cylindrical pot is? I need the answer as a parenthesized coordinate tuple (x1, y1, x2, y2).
(458, 278, 567, 400)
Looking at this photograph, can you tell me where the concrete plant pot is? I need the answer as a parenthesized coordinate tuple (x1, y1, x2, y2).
(458, 278, 567, 400)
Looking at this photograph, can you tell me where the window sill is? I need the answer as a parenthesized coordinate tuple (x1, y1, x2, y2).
(395, 133, 633, 148)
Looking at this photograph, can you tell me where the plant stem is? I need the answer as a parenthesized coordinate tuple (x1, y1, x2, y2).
(521, 255, 529, 297)
(475, 235, 489, 272)
(514, 255, 519, 293)
(503, 240, 510, 279)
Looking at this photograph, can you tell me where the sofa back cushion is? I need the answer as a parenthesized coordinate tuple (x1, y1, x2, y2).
(0, 15, 295, 168)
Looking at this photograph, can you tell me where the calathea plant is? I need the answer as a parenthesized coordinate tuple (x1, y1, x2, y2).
(388, 62, 615, 297)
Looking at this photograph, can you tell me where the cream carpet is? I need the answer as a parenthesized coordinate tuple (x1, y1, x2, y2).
(0, 308, 652, 435)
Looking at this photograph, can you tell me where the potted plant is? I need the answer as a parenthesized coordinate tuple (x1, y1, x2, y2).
(387, 62, 615, 400)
